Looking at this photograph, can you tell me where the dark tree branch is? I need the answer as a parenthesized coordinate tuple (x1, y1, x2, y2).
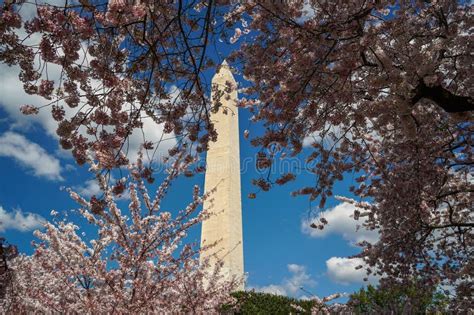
(411, 80, 474, 113)
(428, 222, 474, 229)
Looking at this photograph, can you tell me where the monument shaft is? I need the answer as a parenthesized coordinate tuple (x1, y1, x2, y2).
(200, 61, 243, 289)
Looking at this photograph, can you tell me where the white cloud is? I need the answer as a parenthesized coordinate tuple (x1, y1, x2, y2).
(108, 85, 180, 164)
(0, 53, 62, 138)
(0, 206, 45, 233)
(73, 179, 102, 198)
(285, 264, 316, 295)
(0, 0, 73, 136)
(0, 131, 63, 181)
(296, 0, 316, 23)
(326, 257, 379, 285)
(0, 21, 83, 145)
(301, 202, 379, 246)
(302, 203, 382, 286)
(303, 123, 352, 148)
(254, 284, 287, 296)
(17, 0, 70, 20)
(73, 177, 129, 200)
(302, 117, 381, 148)
(250, 264, 316, 297)
(125, 115, 177, 163)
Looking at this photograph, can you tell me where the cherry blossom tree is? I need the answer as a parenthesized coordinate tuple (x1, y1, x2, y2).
(227, 0, 473, 301)
(0, 0, 237, 171)
(1, 153, 239, 313)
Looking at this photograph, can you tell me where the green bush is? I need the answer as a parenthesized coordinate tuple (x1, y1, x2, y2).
(348, 282, 450, 314)
(221, 291, 315, 314)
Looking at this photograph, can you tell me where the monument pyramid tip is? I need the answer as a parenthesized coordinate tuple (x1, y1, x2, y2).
(219, 59, 232, 72)
(215, 59, 234, 80)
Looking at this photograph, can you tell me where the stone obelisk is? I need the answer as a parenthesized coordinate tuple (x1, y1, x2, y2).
(200, 60, 244, 289)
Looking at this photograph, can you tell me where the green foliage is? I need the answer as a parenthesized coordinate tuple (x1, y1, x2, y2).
(221, 291, 315, 314)
(348, 282, 450, 314)
(220, 284, 450, 314)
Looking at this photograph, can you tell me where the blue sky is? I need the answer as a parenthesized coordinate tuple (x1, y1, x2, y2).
(0, 1, 380, 302)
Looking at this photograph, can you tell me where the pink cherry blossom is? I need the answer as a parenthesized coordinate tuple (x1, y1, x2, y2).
(19, 105, 39, 115)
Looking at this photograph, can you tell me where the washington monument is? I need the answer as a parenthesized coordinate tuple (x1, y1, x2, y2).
(200, 60, 244, 289)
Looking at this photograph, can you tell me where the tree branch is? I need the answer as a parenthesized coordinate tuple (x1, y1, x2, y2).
(411, 80, 474, 113)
